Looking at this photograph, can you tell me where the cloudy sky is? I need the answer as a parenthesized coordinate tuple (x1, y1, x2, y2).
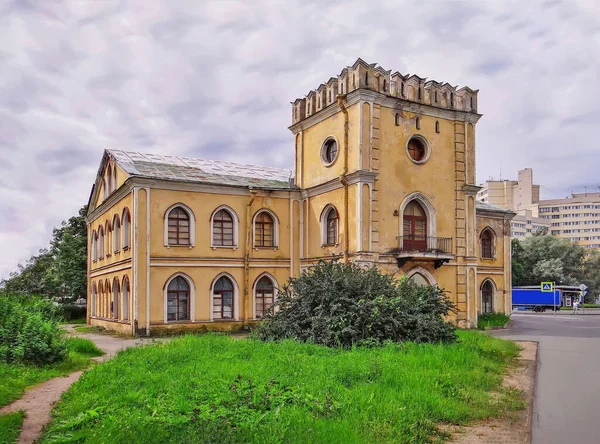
(1, 0, 599, 278)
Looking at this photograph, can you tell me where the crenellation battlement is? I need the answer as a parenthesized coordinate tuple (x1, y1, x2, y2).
(291, 58, 479, 124)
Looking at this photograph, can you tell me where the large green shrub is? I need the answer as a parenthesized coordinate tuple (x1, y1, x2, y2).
(0, 294, 66, 366)
(255, 261, 458, 348)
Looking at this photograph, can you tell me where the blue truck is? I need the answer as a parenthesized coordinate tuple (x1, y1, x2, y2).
(512, 288, 562, 312)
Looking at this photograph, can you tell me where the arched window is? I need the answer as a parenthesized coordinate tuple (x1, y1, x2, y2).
(481, 280, 494, 313)
(254, 210, 277, 248)
(403, 201, 427, 251)
(450, 92, 454, 107)
(98, 281, 104, 317)
(409, 273, 430, 286)
(395, 113, 400, 126)
(320, 205, 339, 246)
(213, 276, 234, 320)
(434, 90, 438, 103)
(113, 215, 120, 253)
(105, 279, 111, 318)
(383, 79, 387, 92)
(105, 220, 112, 256)
(122, 276, 130, 321)
(112, 278, 120, 320)
(415, 116, 421, 130)
(364, 71, 368, 86)
(167, 207, 190, 246)
(101, 179, 107, 201)
(435, 121, 440, 133)
(211, 206, 238, 247)
(255, 275, 276, 319)
(97, 226, 104, 258)
(401, 82, 405, 96)
(167, 276, 190, 321)
(91, 230, 97, 261)
(122, 209, 131, 249)
(91, 282, 97, 316)
(481, 229, 494, 259)
(112, 166, 117, 192)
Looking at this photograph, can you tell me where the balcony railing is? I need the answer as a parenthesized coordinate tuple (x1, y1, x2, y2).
(395, 235, 453, 255)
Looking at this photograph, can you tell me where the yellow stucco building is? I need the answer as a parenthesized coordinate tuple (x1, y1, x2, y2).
(86, 58, 514, 335)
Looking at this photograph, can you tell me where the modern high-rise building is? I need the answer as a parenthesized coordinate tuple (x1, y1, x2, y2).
(478, 169, 600, 248)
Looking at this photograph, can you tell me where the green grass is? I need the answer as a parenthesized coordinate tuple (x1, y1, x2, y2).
(74, 326, 104, 333)
(582, 303, 599, 308)
(477, 312, 511, 329)
(42, 332, 521, 444)
(0, 337, 103, 408)
(0, 411, 24, 444)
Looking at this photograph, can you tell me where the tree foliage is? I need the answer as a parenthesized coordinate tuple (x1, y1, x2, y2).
(1, 206, 88, 302)
(255, 260, 458, 348)
(512, 233, 600, 300)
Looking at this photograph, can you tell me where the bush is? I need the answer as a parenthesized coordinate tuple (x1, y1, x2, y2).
(255, 260, 458, 348)
(0, 294, 67, 366)
(60, 304, 87, 321)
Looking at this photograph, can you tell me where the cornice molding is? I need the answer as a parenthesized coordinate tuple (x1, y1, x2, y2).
(301, 170, 379, 198)
(463, 184, 482, 196)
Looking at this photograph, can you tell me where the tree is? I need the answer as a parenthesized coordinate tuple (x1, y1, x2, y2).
(1, 205, 88, 302)
(512, 234, 585, 286)
(580, 250, 600, 302)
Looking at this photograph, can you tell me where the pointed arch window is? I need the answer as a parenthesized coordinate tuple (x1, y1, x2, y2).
(105, 220, 112, 256)
(91, 282, 97, 316)
(98, 281, 104, 317)
(122, 276, 130, 321)
(97, 226, 104, 258)
(112, 278, 120, 320)
(211, 206, 238, 248)
(91, 230, 97, 261)
(213, 276, 234, 320)
(167, 276, 190, 321)
(254, 210, 277, 248)
(481, 229, 494, 259)
(105, 279, 111, 318)
(320, 205, 339, 246)
(112, 215, 120, 253)
(481, 281, 494, 313)
(255, 275, 275, 319)
(107, 165, 113, 193)
(122, 209, 131, 249)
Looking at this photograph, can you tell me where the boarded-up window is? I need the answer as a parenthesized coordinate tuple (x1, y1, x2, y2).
(168, 207, 190, 245)
(213, 209, 234, 246)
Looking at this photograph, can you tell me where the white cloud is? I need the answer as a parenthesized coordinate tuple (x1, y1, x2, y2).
(0, 0, 599, 277)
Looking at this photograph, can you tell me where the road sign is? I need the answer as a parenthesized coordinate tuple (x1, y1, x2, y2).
(541, 282, 554, 292)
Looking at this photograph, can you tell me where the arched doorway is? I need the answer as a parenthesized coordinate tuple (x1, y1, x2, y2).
(403, 200, 427, 251)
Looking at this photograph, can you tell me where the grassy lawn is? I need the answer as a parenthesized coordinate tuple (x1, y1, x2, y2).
(74, 326, 104, 333)
(0, 411, 24, 444)
(478, 313, 511, 329)
(0, 338, 103, 408)
(42, 332, 522, 444)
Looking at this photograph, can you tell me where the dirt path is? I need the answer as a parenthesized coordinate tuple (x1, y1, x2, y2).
(0, 326, 158, 444)
(444, 341, 538, 444)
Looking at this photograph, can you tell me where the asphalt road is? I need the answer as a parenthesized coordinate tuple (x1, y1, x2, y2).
(492, 313, 600, 444)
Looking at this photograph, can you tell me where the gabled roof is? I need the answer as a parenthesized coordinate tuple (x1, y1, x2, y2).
(475, 201, 516, 215)
(457, 86, 479, 93)
(350, 58, 377, 70)
(407, 74, 426, 82)
(326, 77, 338, 86)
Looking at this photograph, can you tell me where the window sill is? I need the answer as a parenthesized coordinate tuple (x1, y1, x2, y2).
(123, 246, 130, 251)
(99, 258, 104, 262)
(114, 251, 120, 256)
(321, 243, 338, 248)
(165, 244, 193, 249)
(211, 245, 238, 250)
(106, 254, 112, 258)
(254, 246, 279, 251)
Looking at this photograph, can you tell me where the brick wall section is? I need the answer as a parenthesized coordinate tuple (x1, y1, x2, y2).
(371, 104, 381, 250)
(454, 121, 467, 320)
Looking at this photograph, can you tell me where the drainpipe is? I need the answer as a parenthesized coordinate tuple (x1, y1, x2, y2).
(337, 95, 350, 263)
(244, 190, 257, 324)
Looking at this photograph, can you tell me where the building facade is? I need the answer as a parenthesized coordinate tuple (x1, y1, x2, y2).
(478, 168, 599, 247)
(86, 58, 514, 335)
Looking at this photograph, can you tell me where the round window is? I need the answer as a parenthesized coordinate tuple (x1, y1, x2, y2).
(321, 138, 339, 166)
(406, 136, 429, 164)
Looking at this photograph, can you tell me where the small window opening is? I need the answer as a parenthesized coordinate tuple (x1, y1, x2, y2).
(418, 88, 422, 100)
(435, 121, 440, 133)
(383, 79, 387, 92)
(395, 113, 400, 126)
(434, 91, 438, 103)
(450, 92, 454, 106)
(401, 82, 405, 96)
(318, 97, 321, 108)
(353, 74, 356, 89)
(470, 97, 474, 109)
(365, 71, 368, 86)
(415, 116, 421, 130)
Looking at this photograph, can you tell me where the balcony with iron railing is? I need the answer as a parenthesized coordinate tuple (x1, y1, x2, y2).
(391, 235, 454, 269)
